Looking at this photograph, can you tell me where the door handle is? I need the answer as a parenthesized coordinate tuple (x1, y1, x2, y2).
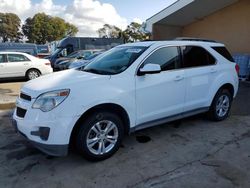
(24, 63, 29, 66)
(174, 75, 184, 81)
(210, 68, 217, 73)
(0, 65, 3, 67)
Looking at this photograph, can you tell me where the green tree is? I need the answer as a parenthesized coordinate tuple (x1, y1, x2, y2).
(97, 24, 122, 38)
(22, 13, 78, 44)
(123, 22, 150, 42)
(0, 13, 22, 42)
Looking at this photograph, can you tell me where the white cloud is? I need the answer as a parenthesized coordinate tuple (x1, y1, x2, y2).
(0, 0, 128, 37)
(0, 0, 31, 15)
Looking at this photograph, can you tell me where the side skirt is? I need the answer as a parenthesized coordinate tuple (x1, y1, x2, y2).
(130, 107, 210, 133)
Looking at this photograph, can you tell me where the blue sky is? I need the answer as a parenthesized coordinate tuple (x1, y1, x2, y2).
(0, 0, 177, 36)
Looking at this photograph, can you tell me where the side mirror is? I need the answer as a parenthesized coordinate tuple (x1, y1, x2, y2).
(138, 64, 161, 76)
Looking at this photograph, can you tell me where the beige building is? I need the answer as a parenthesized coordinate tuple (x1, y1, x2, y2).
(144, 0, 250, 54)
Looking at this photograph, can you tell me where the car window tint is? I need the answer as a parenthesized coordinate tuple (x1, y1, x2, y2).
(181, 46, 215, 68)
(0, 54, 5, 63)
(8, 54, 30, 62)
(212, 47, 234, 62)
(143, 47, 181, 71)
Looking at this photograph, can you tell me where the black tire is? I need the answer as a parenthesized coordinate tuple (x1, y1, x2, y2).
(26, 69, 41, 80)
(76, 111, 124, 161)
(208, 89, 233, 121)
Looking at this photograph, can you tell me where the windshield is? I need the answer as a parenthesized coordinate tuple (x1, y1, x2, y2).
(51, 48, 62, 57)
(85, 53, 102, 60)
(83, 46, 147, 75)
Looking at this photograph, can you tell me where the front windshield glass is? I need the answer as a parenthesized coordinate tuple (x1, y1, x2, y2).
(83, 46, 147, 75)
(85, 53, 101, 60)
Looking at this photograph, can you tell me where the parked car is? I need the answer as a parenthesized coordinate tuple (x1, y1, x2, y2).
(0, 43, 38, 56)
(0, 52, 52, 80)
(13, 39, 239, 161)
(53, 50, 102, 71)
(47, 37, 123, 68)
(68, 52, 104, 69)
(37, 44, 50, 58)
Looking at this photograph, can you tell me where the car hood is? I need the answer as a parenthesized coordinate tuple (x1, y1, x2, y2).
(21, 69, 110, 98)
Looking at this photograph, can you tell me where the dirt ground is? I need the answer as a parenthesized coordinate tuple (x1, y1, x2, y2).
(0, 82, 249, 188)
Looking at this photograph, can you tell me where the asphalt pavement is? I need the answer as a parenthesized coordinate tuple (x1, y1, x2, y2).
(0, 82, 249, 188)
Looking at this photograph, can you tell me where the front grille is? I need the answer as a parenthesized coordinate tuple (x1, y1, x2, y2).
(16, 107, 27, 118)
(20, 93, 31, 101)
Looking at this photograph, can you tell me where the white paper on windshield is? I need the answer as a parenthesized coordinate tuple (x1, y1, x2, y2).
(125, 49, 142, 53)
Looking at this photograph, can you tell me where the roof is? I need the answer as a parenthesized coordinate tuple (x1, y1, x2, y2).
(119, 40, 224, 48)
(0, 51, 30, 54)
(144, 0, 238, 32)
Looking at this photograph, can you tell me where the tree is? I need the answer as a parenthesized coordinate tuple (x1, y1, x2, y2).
(97, 22, 150, 43)
(97, 24, 122, 38)
(0, 13, 22, 42)
(22, 13, 78, 44)
(123, 22, 150, 42)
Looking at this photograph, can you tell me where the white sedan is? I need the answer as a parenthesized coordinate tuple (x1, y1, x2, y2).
(0, 52, 53, 80)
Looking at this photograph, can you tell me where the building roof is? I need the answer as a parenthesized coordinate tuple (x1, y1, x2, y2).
(144, 0, 238, 32)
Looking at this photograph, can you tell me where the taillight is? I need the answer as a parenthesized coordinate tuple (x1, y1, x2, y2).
(235, 64, 240, 75)
(45, 61, 51, 66)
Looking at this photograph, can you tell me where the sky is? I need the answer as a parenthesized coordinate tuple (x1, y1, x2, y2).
(0, 0, 177, 36)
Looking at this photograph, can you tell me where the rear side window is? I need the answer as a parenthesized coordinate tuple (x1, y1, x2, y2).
(181, 46, 216, 68)
(0, 54, 6, 63)
(7, 54, 30, 62)
(143, 47, 181, 71)
(212, 47, 234, 62)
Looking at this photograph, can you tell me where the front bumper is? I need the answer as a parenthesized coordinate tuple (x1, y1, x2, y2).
(12, 95, 80, 157)
(12, 118, 68, 156)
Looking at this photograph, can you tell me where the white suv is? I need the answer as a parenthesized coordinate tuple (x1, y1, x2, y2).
(13, 39, 239, 161)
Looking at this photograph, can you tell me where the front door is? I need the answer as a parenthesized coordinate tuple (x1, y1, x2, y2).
(5, 53, 32, 77)
(136, 46, 186, 125)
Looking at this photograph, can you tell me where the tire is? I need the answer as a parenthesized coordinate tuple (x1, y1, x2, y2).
(26, 69, 41, 80)
(76, 111, 124, 161)
(208, 89, 233, 121)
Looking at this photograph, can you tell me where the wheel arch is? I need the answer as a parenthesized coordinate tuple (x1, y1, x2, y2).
(210, 83, 235, 106)
(69, 103, 131, 146)
(25, 68, 41, 77)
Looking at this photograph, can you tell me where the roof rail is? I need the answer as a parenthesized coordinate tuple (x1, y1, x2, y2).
(174, 37, 218, 43)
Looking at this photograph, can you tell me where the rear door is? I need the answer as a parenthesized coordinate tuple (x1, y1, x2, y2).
(181, 46, 217, 112)
(5, 54, 32, 77)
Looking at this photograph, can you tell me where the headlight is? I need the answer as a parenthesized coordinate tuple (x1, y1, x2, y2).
(32, 89, 70, 112)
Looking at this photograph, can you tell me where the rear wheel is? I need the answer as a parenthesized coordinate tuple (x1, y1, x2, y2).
(208, 89, 233, 121)
(76, 111, 124, 161)
(26, 69, 41, 80)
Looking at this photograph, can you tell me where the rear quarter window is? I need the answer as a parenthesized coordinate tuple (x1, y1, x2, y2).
(181, 46, 216, 68)
(212, 47, 234, 62)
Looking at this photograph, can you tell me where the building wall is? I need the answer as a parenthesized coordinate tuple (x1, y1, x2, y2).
(182, 0, 250, 54)
(153, 24, 182, 41)
(153, 0, 250, 54)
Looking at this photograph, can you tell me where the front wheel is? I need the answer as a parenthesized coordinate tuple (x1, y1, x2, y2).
(76, 111, 124, 161)
(208, 89, 233, 121)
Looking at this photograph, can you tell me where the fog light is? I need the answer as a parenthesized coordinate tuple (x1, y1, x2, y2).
(31, 127, 50, 141)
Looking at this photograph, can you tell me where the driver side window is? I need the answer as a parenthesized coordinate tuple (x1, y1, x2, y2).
(143, 47, 181, 71)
